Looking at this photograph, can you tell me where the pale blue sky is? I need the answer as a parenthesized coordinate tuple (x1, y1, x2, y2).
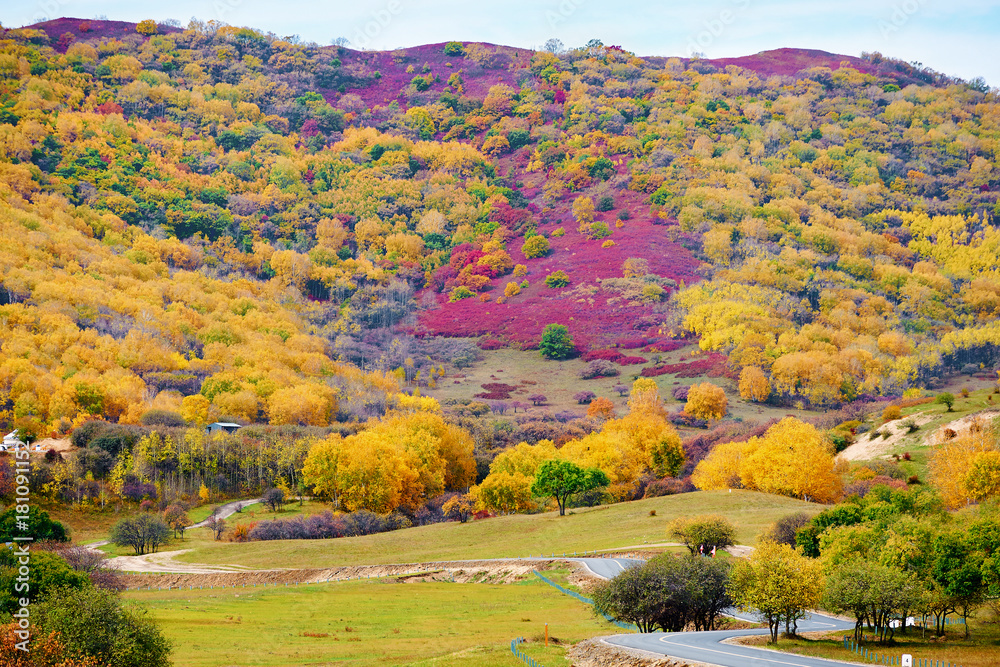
(6, 0, 999, 85)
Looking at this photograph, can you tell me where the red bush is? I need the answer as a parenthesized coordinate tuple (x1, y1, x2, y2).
(474, 390, 512, 400)
(640, 354, 728, 378)
(478, 338, 504, 350)
(643, 340, 686, 353)
(95, 102, 124, 115)
(616, 338, 648, 349)
(583, 349, 625, 363)
(618, 355, 648, 365)
(481, 382, 517, 393)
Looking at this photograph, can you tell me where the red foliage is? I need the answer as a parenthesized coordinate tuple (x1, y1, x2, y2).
(78, 21, 92, 33)
(416, 216, 701, 352)
(643, 340, 686, 353)
(95, 102, 124, 115)
(583, 349, 625, 363)
(481, 383, 517, 392)
(705, 48, 875, 78)
(474, 391, 510, 400)
(489, 201, 531, 229)
(299, 119, 320, 137)
(616, 338, 647, 349)
(56, 32, 75, 52)
(641, 354, 728, 378)
(478, 338, 504, 350)
(619, 355, 648, 365)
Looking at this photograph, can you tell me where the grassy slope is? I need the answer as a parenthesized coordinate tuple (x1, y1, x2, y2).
(428, 344, 828, 425)
(171, 490, 820, 569)
(858, 384, 1000, 481)
(126, 577, 612, 667)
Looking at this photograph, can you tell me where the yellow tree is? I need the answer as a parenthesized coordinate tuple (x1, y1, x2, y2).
(691, 440, 751, 490)
(572, 196, 595, 232)
(471, 471, 534, 514)
(929, 419, 1000, 508)
(739, 366, 771, 402)
(693, 418, 842, 502)
(685, 383, 728, 420)
(627, 378, 666, 418)
(586, 397, 615, 420)
(739, 418, 842, 503)
(729, 540, 824, 642)
(333, 432, 422, 513)
(602, 412, 684, 478)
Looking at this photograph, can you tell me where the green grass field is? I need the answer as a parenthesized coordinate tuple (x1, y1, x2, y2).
(125, 576, 614, 666)
(168, 490, 819, 570)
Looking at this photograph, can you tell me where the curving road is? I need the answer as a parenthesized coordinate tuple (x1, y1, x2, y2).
(606, 611, 857, 667)
(189, 497, 261, 528)
(568, 557, 643, 579)
(565, 556, 859, 667)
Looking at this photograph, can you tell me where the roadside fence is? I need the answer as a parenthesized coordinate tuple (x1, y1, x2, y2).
(531, 570, 636, 631)
(510, 637, 544, 667)
(843, 636, 963, 667)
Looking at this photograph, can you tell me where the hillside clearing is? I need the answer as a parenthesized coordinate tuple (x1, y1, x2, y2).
(169, 490, 819, 570)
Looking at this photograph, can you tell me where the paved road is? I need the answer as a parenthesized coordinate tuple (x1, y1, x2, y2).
(568, 557, 643, 579)
(570, 556, 860, 667)
(190, 497, 261, 529)
(607, 611, 857, 667)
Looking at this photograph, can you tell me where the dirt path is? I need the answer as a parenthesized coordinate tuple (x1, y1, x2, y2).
(119, 558, 579, 589)
(190, 497, 261, 529)
(110, 549, 256, 574)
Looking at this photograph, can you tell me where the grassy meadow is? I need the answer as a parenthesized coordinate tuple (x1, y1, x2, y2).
(126, 576, 614, 666)
(165, 490, 819, 570)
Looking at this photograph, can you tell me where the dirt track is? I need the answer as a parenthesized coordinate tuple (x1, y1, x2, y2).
(120, 558, 576, 589)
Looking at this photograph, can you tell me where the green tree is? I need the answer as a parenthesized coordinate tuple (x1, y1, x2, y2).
(591, 554, 731, 632)
(544, 270, 570, 288)
(729, 540, 824, 642)
(936, 392, 955, 411)
(0, 550, 89, 614)
(34, 587, 171, 667)
(667, 515, 736, 555)
(539, 324, 574, 360)
(0, 507, 68, 542)
(109, 514, 170, 556)
(531, 460, 609, 516)
(824, 561, 923, 642)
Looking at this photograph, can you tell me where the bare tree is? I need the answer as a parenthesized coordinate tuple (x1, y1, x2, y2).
(205, 516, 226, 540)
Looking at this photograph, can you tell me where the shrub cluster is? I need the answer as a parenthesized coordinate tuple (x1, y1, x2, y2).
(248, 510, 411, 541)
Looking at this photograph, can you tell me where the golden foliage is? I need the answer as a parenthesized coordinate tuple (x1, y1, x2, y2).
(693, 417, 842, 502)
(685, 382, 728, 420)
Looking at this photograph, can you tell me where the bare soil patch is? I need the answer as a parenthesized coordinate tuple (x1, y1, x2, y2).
(569, 637, 713, 667)
(120, 558, 574, 589)
(837, 414, 935, 461)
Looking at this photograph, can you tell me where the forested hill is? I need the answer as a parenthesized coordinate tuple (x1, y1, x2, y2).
(0, 17, 998, 436)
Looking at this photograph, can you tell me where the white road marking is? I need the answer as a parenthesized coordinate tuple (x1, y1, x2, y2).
(655, 633, 858, 667)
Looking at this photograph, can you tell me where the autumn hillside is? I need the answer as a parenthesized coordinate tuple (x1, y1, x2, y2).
(1, 16, 999, 444)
